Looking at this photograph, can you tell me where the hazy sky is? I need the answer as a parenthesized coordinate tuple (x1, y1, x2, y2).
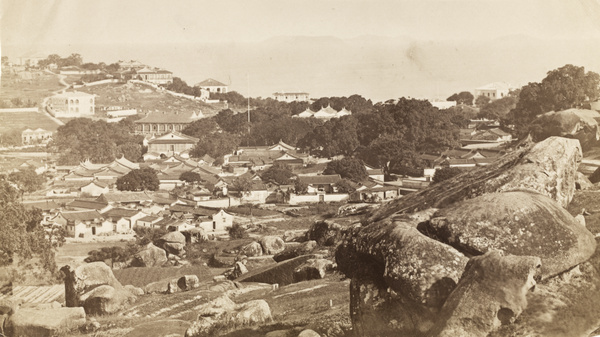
(3, 0, 600, 47)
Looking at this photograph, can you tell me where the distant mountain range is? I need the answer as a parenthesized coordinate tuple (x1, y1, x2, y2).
(5, 35, 600, 102)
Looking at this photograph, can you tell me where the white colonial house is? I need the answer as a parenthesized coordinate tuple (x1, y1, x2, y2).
(194, 78, 228, 93)
(48, 91, 95, 118)
(474, 82, 513, 100)
(273, 92, 309, 102)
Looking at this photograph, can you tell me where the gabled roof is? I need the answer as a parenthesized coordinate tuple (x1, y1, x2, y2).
(195, 78, 227, 87)
(199, 154, 215, 165)
(114, 156, 140, 170)
(476, 82, 512, 91)
(81, 180, 109, 189)
(298, 174, 342, 185)
(148, 131, 200, 144)
(59, 210, 103, 222)
(269, 140, 297, 151)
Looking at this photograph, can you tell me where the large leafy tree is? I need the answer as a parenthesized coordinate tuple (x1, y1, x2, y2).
(51, 118, 143, 165)
(323, 158, 368, 182)
(116, 168, 159, 191)
(8, 168, 45, 200)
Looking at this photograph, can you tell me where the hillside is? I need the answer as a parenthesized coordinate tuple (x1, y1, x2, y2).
(74, 82, 224, 117)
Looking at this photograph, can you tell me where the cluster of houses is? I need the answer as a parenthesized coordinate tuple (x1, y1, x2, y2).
(23, 191, 235, 239)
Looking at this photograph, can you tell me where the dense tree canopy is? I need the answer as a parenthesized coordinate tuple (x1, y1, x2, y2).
(503, 64, 600, 140)
(0, 180, 58, 277)
(8, 168, 45, 200)
(116, 168, 159, 191)
(51, 118, 144, 165)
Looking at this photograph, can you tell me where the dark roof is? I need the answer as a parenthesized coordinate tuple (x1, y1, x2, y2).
(195, 78, 226, 87)
(81, 180, 109, 188)
(298, 174, 342, 185)
(96, 192, 152, 203)
(169, 204, 215, 216)
(60, 210, 103, 222)
(67, 199, 109, 210)
(139, 215, 162, 222)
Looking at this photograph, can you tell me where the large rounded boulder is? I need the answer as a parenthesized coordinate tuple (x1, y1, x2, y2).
(160, 231, 186, 256)
(259, 236, 285, 255)
(130, 243, 168, 267)
(423, 191, 596, 279)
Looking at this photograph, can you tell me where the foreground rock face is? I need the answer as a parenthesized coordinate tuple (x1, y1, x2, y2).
(339, 137, 598, 336)
(62, 262, 136, 315)
(369, 136, 582, 223)
(428, 251, 541, 337)
(423, 191, 596, 279)
(5, 307, 86, 337)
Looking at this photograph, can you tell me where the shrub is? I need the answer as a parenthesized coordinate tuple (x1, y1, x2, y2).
(227, 223, 248, 239)
(432, 167, 463, 184)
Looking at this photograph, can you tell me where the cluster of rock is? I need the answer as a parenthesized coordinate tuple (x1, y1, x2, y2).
(336, 137, 598, 336)
(220, 221, 344, 287)
(0, 299, 87, 337)
(131, 231, 191, 268)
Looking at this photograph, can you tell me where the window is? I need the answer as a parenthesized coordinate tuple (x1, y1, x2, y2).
(70, 99, 74, 104)
(75, 99, 79, 104)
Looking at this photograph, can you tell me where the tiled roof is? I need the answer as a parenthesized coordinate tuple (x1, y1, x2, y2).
(195, 78, 227, 87)
(298, 174, 342, 185)
(169, 205, 215, 216)
(67, 199, 109, 210)
(60, 210, 103, 222)
(138, 215, 162, 222)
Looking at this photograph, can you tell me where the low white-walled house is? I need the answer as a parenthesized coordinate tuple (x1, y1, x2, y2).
(52, 210, 112, 238)
(198, 209, 234, 233)
(103, 208, 147, 233)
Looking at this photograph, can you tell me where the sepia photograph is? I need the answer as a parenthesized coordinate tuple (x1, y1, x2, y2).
(1, 0, 600, 336)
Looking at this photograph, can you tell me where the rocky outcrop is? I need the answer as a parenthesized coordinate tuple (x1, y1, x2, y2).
(306, 220, 344, 246)
(237, 254, 322, 286)
(273, 240, 317, 262)
(178, 275, 200, 291)
(338, 137, 600, 336)
(337, 203, 377, 217)
(184, 295, 272, 337)
(240, 241, 263, 257)
(130, 243, 168, 267)
(5, 307, 86, 337)
(160, 231, 186, 256)
(423, 191, 596, 279)
(369, 136, 582, 223)
(539, 109, 600, 151)
(259, 236, 286, 255)
(293, 258, 334, 282)
(428, 251, 541, 337)
(283, 230, 307, 243)
(61, 262, 136, 315)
